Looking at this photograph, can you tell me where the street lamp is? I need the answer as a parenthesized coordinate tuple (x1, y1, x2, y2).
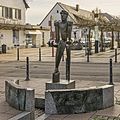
(93, 8, 100, 53)
(83, 27, 88, 55)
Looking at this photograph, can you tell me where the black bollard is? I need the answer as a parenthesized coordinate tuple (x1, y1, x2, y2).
(39, 47, 41, 61)
(115, 48, 117, 63)
(109, 58, 113, 85)
(25, 57, 30, 80)
(87, 48, 90, 62)
(17, 47, 19, 61)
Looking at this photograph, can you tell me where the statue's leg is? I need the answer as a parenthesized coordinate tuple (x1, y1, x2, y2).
(66, 44, 71, 81)
(55, 40, 66, 72)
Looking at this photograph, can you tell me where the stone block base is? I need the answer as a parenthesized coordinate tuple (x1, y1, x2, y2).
(46, 80, 75, 90)
(45, 85, 114, 114)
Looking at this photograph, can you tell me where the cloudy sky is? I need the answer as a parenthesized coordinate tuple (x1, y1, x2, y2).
(26, 0, 120, 25)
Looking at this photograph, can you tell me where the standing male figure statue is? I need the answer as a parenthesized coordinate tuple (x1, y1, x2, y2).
(52, 10, 73, 83)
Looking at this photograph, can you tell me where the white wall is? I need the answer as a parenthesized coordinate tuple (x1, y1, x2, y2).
(0, 30, 13, 48)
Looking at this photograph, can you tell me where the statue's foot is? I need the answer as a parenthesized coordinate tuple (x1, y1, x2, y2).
(54, 68, 59, 73)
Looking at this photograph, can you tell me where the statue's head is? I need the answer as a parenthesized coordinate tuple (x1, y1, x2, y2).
(60, 10, 68, 21)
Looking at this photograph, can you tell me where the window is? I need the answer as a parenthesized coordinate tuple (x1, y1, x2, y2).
(18, 9, 21, 20)
(15, 9, 18, 19)
(9, 8, 12, 19)
(5, 7, 8, 18)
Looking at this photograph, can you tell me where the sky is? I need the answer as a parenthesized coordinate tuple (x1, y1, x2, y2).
(26, 0, 120, 25)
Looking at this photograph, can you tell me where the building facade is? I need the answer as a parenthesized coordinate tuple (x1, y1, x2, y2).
(0, 0, 50, 51)
(0, 0, 29, 50)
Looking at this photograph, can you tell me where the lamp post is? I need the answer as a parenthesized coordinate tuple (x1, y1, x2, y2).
(93, 8, 100, 53)
(83, 28, 88, 55)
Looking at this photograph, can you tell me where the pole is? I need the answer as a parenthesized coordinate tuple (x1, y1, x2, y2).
(17, 47, 19, 61)
(39, 47, 41, 61)
(25, 57, 30, 81)
(88, 28, 91, 54)
(115, 48, 117, 63)
(111, 29, 114, 49)
(109, 58, 113, 85)
(87, 48, 89, 62)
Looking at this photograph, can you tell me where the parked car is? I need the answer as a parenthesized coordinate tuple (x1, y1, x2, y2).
(81, 38, 95, 47)
(104, 37, 111, 47)
(71, 41, 83, 50)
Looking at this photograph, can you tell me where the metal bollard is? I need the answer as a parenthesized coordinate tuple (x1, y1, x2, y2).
(109, 58, 113, 85)
(115, 48, 117, 63)
(25, 57, 30, 80)
(87, 48, 90, 62)
(17, 48, 19, 61)
(39, 47, 41, 61)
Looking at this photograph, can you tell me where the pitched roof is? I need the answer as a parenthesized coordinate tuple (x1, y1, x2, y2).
(23, 0, 30, 9)
(58, 2, 95, 26)
(40, 2, 120, 30)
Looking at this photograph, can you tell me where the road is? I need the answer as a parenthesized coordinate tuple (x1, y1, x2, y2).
(0, 61, 119, 82)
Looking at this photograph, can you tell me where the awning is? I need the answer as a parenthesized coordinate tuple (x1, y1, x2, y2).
(25, 30, 42, 35)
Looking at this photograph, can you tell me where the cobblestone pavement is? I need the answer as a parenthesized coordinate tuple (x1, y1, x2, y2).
(0, 47, 120, 120)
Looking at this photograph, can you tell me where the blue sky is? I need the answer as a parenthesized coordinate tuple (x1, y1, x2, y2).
(26, 0, 120, 25)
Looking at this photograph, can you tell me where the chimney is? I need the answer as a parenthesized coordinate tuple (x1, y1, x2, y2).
(76, 4, 79, 11)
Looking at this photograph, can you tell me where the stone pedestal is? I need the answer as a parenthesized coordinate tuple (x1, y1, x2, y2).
(46, 80, 75, 90)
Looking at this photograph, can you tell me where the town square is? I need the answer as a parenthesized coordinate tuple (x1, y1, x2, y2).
(0, 0, 120, 120)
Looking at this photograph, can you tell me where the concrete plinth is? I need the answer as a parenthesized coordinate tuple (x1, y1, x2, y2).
(46, 80, 75, 90)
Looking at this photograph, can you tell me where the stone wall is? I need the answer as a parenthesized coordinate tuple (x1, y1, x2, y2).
(5, 80, 35, 120)
(45, 85, 114, 114)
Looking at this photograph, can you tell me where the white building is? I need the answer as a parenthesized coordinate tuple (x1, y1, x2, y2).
(39, 2, 94, 42)
(0, 0, 30, 50)
(0, 0, 50, 52)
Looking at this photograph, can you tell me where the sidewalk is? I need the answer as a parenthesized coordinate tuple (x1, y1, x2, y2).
(0, 47, 120, 63)
(0, 47, 120, 120)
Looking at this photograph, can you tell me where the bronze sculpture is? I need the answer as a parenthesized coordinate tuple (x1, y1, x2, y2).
(52, 10, 73, 82)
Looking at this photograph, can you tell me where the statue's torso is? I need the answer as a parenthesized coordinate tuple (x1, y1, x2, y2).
(54, 20, 73, 43)
(59, 22, 68, 41)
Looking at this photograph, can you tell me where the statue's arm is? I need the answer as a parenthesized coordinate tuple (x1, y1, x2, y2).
(68, 21, 73, 41)
(54, 21, 60, 44)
